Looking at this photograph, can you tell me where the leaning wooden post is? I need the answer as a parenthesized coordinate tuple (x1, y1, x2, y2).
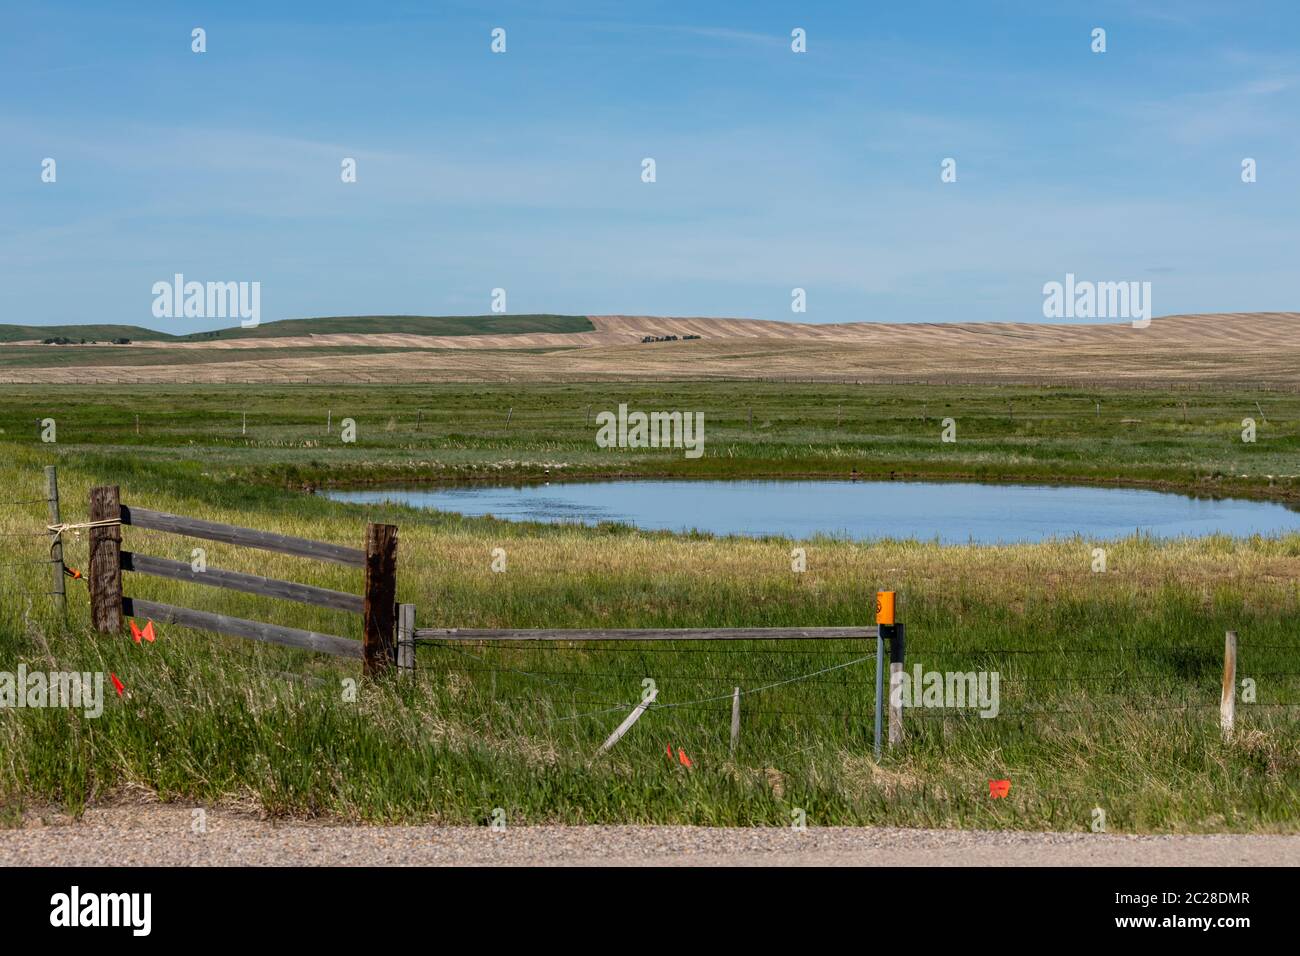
(45, 466, 66, 618)
(396, 603, 416, 678)
(1220, 629, 1237, 742)
(88, 485, 123, 633)
(362, 522, 398, 676)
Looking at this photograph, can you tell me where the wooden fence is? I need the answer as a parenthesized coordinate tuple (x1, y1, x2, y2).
(77, 486, 904, 748)
(62, 490, 1254, 750)
(87, 485, 398, 675)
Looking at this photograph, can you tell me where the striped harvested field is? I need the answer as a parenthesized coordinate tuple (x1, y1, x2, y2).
(3, 312, 1297, 387)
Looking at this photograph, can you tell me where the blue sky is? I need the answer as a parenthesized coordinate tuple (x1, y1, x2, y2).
(3, 0, 1299, 332)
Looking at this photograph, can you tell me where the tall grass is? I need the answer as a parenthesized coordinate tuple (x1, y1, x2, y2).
(0, 381, 1296, 498)
(1, 439, 1298, 830)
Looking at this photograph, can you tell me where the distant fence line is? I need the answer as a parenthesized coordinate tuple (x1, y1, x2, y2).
(3, 374, 1300, 392)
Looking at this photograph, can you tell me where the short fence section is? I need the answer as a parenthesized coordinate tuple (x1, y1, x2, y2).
(411, 621, 905, 756)
(87, 485, 398, 675)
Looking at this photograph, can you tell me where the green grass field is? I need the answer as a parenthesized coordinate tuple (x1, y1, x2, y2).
(1, 382, 1297, 830)
(0, 381, 1296, 497)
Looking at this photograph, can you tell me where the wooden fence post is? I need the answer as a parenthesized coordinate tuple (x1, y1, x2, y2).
(1221, 629, 1237, 742)
(88, 485, 123, 633)
(45, 466, 65, 618)
(362, 523, 398, 676)
(730, 686, 741, 756)
(397, 603, 415, 678)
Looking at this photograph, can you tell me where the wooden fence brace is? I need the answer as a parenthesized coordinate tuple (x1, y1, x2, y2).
(123, 598, 362, 660)
(45, 466, 65, 618)
(88, 485, 123, 633)
(122, 506, 365, 566)
(730, 686, 741, 756)
(397, 603, 416, 677)
(121, 551, 363, 613)
(362, 523, 398, 676)
(1221, 629, 1237, 742)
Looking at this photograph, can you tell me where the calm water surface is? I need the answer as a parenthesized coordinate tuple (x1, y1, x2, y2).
(323, 479, 1300, 544)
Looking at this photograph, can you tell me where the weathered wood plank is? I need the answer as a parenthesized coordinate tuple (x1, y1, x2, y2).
(414, 626, 878, 642)
(362, 523, 398, 676)
(120, 506, 365, 567)
(123, 597, 362, 660)
(121, 551, 363, 613)
(89, 485, 123, 633)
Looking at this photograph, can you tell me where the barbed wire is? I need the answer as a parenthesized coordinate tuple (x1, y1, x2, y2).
(422, 640, 599, 692)
(648, 655, 874, 712)
(494, 697, 869, 720)
(441, 651, 875, 723)
(439, 663, 880, 687)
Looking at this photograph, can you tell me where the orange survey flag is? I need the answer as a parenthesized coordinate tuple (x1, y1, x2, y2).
(130, 619, 156, 644)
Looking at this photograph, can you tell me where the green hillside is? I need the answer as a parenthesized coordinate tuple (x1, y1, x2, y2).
(0, 314, 593, 344)
(185, 314, 592, 339)
(0, 324, 177, 343)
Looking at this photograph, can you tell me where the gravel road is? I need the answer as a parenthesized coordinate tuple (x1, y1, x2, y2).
(3, 806, 1298, 866)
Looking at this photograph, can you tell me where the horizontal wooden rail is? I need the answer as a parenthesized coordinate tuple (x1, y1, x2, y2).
(122, 551, 363, 614)
(414, 626, 879, 642)
(124, 597, 362, 660)
(121, 506, 365, 567)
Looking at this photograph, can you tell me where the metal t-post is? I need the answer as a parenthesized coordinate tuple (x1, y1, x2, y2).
(874, 631, 884, 760)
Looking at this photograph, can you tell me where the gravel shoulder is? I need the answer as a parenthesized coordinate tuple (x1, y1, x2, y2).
(3, 806, 1299, 866)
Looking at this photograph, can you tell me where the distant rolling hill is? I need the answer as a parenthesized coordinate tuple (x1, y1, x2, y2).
(0, 324, 175, 343)
(0, 314, 592, 343)
(3, 312, 1299, 387)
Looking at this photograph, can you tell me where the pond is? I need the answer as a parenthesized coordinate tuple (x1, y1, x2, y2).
(322, 479, 1300, 544)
